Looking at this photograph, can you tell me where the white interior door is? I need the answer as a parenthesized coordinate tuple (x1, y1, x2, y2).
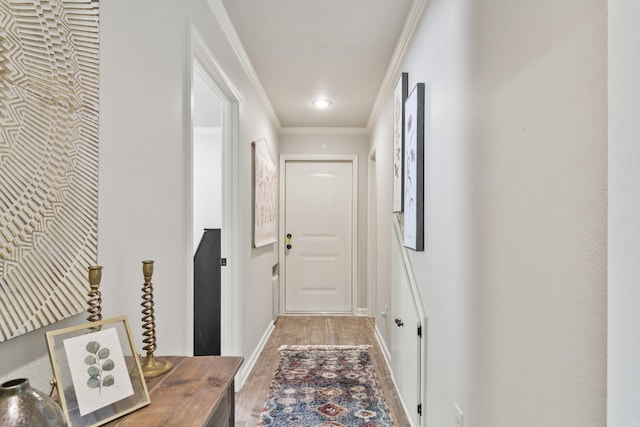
(284, 160, 353, 313)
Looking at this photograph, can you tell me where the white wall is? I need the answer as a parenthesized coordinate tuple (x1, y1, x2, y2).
(371, 0, 607, 425)
(1, 0, 279, 390)
(193, 128, 222, 253)
(608, 0, 640, 425)
(0, 316, 82, 391)
(100, 0, 279, 360)
(279, 132, 369, 311)
(466, 1, 606, 424)
(370, 106, 394, 344)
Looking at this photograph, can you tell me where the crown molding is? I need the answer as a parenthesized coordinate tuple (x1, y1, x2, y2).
(208, 0, 282, 130)
(366, 0, 429, 130)
(280, 127, 370, 136)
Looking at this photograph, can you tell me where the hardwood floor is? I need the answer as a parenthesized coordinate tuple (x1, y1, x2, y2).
(234, 316, 410, 426)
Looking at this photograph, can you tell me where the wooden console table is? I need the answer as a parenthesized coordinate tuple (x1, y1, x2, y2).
(105, 356, 243, 427)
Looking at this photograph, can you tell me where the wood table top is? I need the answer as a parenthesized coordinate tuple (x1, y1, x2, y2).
(104, 355, 243, 426)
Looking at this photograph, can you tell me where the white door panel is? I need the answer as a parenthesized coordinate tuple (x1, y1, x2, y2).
(391, 221, 423, 425)
(284, 160, 353, 313)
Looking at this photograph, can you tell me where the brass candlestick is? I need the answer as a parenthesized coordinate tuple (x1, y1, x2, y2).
(87, 265, 103, 322)
(140, 260, 172, 378)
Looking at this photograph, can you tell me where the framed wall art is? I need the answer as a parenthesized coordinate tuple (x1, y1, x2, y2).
(0, 0, 100, 342)
(252, 138, 278, 248)
(403, 83, 425, 251)
(46, 316, 150, 427)
(393, 72, 409, 212)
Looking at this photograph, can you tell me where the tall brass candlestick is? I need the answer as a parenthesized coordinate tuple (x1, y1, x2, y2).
(87, 265, 103, 322)
(140, 260, 172, 378)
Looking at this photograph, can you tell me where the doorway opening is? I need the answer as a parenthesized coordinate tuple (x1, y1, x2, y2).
(192, 61, 223, 355)
(187, 25, 241, 357)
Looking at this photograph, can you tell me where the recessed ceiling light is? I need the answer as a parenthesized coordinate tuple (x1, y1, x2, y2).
(312, 99, 332, 109)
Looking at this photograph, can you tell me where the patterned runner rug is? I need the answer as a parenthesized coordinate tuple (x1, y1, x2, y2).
(257, 345, 395, 426)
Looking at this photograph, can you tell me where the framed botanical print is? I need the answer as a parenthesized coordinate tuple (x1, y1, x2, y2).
(46, 316, 150, 426)
(393, 72, 409, 212)
(403, 83, 425, 251)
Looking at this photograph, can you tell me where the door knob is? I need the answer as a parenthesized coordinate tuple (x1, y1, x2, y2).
(394, 318, 404, 327)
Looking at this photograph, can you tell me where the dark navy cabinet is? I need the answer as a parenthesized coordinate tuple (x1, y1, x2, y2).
(194, 228, 221, 356)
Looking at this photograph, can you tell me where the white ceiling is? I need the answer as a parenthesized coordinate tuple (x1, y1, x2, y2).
(220, 0, 419, 130)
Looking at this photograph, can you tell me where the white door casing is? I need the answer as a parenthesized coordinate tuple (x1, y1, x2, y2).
(187, 24, 242, 357)
(367, 146, 377, 319)
(279, 155, 358, 314)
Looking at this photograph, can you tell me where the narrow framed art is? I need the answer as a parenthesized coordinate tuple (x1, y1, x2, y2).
(252, 138, 278, 248)
(393, 72, 408, 212)
(46, 316, 150, 426)
(403, 83, 425, 251)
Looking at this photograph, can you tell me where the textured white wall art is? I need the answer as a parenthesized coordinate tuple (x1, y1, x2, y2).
(252, 138, 277, 248)
(0, 0, 99, 341)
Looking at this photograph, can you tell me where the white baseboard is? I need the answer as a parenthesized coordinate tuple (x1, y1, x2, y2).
(235, 320, 275, 389)
(356, 308, 369, 317)
(375, 324, 392, 365)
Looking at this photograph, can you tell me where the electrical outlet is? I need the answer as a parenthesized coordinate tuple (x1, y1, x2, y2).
(455, 404, 463, 427)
